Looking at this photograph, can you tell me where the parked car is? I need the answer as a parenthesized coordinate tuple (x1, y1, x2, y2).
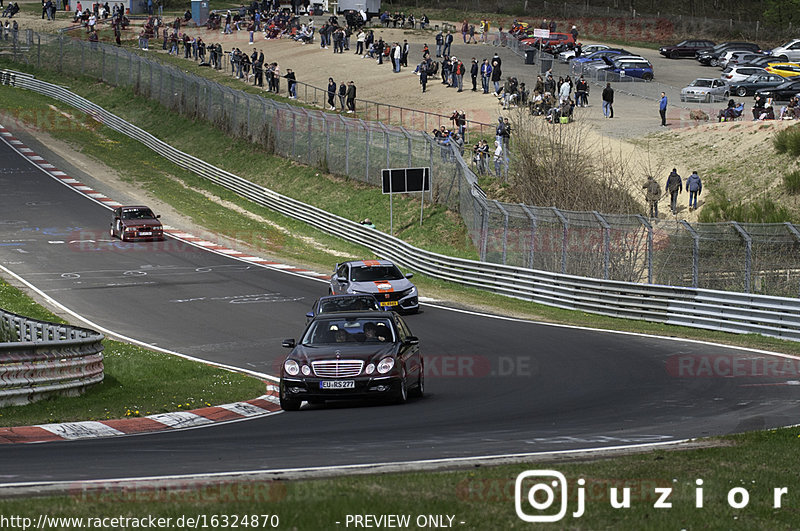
(571, 48, 630, 65)
(305, 294, 383, 323)
(595, 56, 654, 80)
(740, 55, 784, 68)
(768, 39, 800, 62)
(697, 42, 761, 66)
(765, 62, 800, 78)
(711, 73, 788, 97)
(109, 206, 164, 241)
(557, 43, 609, 63)
(659, 39, 715, 59)
(680, 78, 728, 102)
(755, 79, 800, 101)
(279, 311, 424, 409)
(718, 49, 763, 68)
(329, 260, 419, 313)
(720, 65, 767, 83)
(521, 32, 575, 53)
(724, 51, 767, 68)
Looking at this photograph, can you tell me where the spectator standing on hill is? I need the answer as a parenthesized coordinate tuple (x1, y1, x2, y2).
(659, 92, 668, 126)
(327, 77, 337, 110)
(602, 82, 613, 118)
(470, 57, 478, 91)
(338, 81, 347, 111)
(443, 31, 453, 56)
(665, 168, 682, 215)
(435, 30, 443, 57)
(283, 68, 297, 99)
(419, 62, 428, 92)
(346, 80, 357, 113)
(643, 175, 661, 218)
(490, 54, 502, 94)
(461, 20, 468, 43)
(686, 171, 702, 211)
(571, 25, 578, 41)
(480, 58, 492, 94)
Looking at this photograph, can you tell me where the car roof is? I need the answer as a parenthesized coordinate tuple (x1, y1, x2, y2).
(343, 259, 396, 267)
(318, 294, 379, 302)
(121, 205, 152, 210)
(310, 310, 396, 320)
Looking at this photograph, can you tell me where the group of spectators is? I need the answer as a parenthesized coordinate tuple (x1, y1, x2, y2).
(378, 11, 428, 30)
(1, 3, 20, 19)
(645, 169, 703, 217)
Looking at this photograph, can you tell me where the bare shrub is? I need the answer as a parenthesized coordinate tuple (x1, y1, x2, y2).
(507, 111, 642, 214)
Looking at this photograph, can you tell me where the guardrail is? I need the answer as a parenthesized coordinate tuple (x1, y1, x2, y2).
(4, 71, 800, 342)
(0, 307, 104, 406)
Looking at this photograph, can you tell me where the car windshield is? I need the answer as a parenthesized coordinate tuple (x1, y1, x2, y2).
(302, 318, 395, 345)
(121, 208, 156, 220)
(350, 265, 404, 282)
(691, 79, 713, 87)
(318, 296, 380, 313)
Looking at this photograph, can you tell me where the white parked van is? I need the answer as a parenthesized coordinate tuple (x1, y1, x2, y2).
(770, 39, 800, 62)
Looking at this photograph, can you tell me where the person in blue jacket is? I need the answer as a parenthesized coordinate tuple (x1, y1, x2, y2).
(659, 92, 668, 126)
(686, 171, 702, 211)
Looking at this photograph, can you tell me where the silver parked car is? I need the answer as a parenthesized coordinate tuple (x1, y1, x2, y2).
(680, 78, 728, 102)
(769, 39, 800, 62)
(557, 44, 609, 63)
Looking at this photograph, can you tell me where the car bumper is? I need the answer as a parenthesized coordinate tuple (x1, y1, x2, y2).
(281, 375, 402, 400)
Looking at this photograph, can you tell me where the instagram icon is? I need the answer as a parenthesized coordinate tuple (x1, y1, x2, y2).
(515, 470, 585, 522)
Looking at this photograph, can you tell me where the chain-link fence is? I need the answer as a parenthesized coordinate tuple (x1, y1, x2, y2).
(3, 31, 800, 297)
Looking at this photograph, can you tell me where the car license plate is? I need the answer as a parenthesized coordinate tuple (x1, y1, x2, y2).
(139, 231, 152, 236)
(320, 380, 355, 389)
(380, 301, 399, 307)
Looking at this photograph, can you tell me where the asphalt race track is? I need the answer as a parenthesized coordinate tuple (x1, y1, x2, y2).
(0, 134, 799, 486)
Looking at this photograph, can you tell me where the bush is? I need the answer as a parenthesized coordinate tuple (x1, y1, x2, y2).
(784, 170, 800, 194)
(698, 190, 793, 223)
(773, 124, 800, 156)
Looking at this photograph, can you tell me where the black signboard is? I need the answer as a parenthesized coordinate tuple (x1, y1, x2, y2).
(381, 167, 431, 194)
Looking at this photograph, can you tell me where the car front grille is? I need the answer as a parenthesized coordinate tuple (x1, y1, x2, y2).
(312, 360, 364, 378)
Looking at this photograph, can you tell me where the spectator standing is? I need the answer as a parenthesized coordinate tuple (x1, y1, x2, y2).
(338, 81, 347, 111)
(419, 62, 428, 92)
(665, 168, 682, 215)
(575, 75, 588, 107)
(470, 57, 478, 91)
(392, 42, 401, 72)
(480, 58, 492, 94)
(570, 25, 578, 41)
(490, 54, 502, 95)
(686, 171, 702, 211)
(327, 77, 337, 110)
(454, 57, 464, 91)
(643, 175, 661, 218)
(659, 91, 668, 126)
(346, 80, 356, 113)
(460, 19, 468, 43)
(493, 140, 504, 179)
(443, 31, 453, 56)
(355, 29, 365, 55)
(401, 39, 409, 67)
(284, 68, 297, 99)
(602, 82, 613, 118)
(435, 30, 443, 57)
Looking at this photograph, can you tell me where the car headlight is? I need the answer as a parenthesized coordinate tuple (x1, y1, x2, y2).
(365, 363, 375, 375)
(284, 359, 300, 376)
(377, 357, 395, 374)
(301, 365, 311, 376)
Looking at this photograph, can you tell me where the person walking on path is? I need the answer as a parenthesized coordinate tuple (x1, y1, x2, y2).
(643, 175, 661, 218)
(665, 168, 683, 215)
(419, 62, 428, 92)
(602, 83, 614, 118)
(686, 171, 702, 211)
(346, 80, 357, 113)
(327, 77, 337, 110)
(659, 92, 668, 126)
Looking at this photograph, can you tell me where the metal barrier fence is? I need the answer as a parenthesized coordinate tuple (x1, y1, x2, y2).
(3, 32, 800, 298)
(0, 307, 104, 406)
(4, 75, 800, 342)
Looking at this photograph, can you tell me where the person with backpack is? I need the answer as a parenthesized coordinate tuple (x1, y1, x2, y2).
(665, 168, 683, 215)
(643, 175, 661, 218)
(686, 171, 702, 211)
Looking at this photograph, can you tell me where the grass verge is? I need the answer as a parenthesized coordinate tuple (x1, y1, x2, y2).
(0, 278, 266, 427)
(0, 428, 798, 528)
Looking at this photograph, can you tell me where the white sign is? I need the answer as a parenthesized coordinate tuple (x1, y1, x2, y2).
(533, 29, 550, 38)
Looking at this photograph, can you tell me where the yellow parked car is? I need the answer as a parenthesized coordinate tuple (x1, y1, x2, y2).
(765, 63, 800, 78)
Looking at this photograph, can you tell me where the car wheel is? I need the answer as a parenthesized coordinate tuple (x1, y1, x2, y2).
(710, 58, 719, 67)
(642, 73, 653, 81)
(120, 231, 128, 242)
(670, 51, 679, 59)
(780, 55, 789, 62)
(279, 383, 302, 411)
(704, 93, 712, 103)
(736, 87, 748, 97)
(110, 226, 115, 238)
(409, 364, 424, 399)
(393, 367, 408, 405)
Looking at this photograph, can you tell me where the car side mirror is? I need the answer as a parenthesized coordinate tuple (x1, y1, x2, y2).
(405, 273, 414, 279)
(404, 336, 419, 346)
(305, 312, 314, 319)
(282, 339, 295, 348)
(156, 214, 161, 219)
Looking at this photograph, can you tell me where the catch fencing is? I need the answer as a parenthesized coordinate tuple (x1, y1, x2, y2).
(0, 307, 104, 406)
(3, 73, 800, 343)
(2, 31, 800, 298)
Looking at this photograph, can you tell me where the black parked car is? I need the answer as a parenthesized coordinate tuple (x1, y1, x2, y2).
(697, 42, 761, 66)
(279, 311, 424, 410)
(719, 73, 787, 97)
(755, 79, 800, 101)
(659, 39, 715, 59)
